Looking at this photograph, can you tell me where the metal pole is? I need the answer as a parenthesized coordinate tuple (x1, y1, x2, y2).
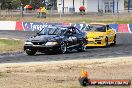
(98, 0, 99, 12)
(0, 3, 1, 16)
(117, 0, 118, 13)
(73, 0, 75, 12)
(20, 3, 23, 17)
(29, 0, 32, 5)
(113, 0, 114, 14)
(62, 0, 64, 14)
(117, 0, 119, 19)
(83, 0, 84, 6)
(59, 4, 61, 19)
(128, 0, 130, 13)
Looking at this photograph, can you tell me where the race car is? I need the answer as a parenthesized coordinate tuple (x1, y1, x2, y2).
(24, 26, 87, 55)
(86, 23, 116, 47)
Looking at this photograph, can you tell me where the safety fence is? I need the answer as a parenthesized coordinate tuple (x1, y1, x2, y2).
(0, 21, 132, 33)
(0, 9, 132, 18)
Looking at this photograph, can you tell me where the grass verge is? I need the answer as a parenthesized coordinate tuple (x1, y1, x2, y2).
(0, 38, 24, 53)
(1, 14, 132, 24)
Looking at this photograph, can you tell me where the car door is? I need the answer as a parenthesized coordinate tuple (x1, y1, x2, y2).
(73, 28, 83, 45)
(66, 28, 77, 47)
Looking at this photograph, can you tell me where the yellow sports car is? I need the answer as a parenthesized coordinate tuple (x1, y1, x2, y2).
(85, 23, 116, 47)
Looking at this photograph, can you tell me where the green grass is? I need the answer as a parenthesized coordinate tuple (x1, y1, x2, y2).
(0, 39, 24, 53)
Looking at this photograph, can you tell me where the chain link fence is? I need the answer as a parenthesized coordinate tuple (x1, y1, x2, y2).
(0, 9, 132, 19)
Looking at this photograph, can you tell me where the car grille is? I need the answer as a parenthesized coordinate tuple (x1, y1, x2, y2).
(95, 40, 101, 44)
(32, 42, 45, 45)
(88, 41, 94, 44)
(93, 38, 100, 39)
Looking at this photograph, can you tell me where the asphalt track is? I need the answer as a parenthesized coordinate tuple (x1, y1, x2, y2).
(0, 30, 132, 63)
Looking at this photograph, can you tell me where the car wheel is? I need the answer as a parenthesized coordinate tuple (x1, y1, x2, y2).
(59, 42, 67, 54)
(25, 49, 36, 56)
(111, 36, 116, 46)
(105, 37, 109, 47)
(77, 44, 86, 52)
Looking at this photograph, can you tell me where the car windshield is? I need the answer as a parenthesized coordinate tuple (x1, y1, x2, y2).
(82, 26, 91, 31)
(90, 25, 106, 32)
(73, 24, 91, 31)
(74, 24, 85, 30)
(39, 27, 67, 35)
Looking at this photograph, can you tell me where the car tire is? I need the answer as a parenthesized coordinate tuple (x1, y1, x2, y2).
(105, 37, 109, 47)
(59, 42, 67, 54)
(25, 49, 36, 56)
(111, 36, 116, 46)
(77, 43, 86, 52)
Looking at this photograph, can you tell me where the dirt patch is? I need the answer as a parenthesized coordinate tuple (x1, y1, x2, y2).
(0, 57, 131, 88)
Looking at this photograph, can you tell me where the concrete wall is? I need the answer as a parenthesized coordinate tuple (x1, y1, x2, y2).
(0, 21, 132, 33)
(87, 0, 98, 12)
(0, 21, 16, 30)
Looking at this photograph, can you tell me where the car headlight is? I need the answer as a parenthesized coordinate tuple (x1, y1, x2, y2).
(25, 41, 32, 45)
(45, 42, 58, 46)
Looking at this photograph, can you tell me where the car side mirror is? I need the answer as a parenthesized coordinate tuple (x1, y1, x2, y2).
(106, 25, 109, 28)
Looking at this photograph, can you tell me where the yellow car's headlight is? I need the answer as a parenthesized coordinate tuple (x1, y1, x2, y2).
(45, 42, 58, 46)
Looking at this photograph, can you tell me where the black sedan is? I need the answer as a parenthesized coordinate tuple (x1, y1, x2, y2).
(24, 26, 88, 55)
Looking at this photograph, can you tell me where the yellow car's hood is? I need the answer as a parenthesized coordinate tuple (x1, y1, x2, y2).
(87, 32, 106, 38)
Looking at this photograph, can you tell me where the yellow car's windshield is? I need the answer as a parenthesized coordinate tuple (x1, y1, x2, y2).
(90, 25, 106, 32)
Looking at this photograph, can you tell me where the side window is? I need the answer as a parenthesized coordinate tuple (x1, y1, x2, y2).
(67, 28, 76, 34)
(75, 29, 81, 34)
(99, 26, 106, 32)
(85, 26, 91, 31)
(103, 26, 107, 32)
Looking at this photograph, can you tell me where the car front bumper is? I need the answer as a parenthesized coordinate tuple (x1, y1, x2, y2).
(86, 38, 106, 47)
(24, 44, 60, 52)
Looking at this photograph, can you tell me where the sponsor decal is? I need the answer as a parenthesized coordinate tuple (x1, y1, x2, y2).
(128, 24, 132, 33)
(15, 21, 24, 31)
(23, 22, 48, 31)
(79, 69, 131, 86)
(118, 24, 129, 33)
(22, 22, 68, 31)
(15, 21, 132, 33)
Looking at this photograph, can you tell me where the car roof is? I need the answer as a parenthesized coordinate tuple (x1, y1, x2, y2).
(46, 25, 76, 30)
(90, 23, 107, 26)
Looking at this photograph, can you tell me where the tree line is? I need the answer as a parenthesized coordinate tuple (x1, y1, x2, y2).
(0, 0, 56, 10)
(0, 0, 131, 10)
